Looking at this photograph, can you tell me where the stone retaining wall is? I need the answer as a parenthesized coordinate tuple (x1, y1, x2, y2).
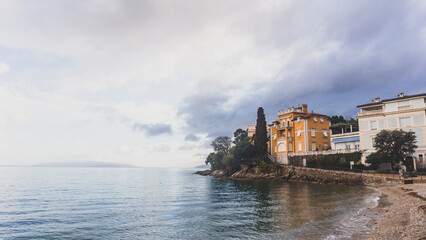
(228, 165, 399, 185)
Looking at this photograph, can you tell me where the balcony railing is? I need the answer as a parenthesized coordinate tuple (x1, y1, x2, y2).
(287, 149, 359, 156)
(275, 122, 293, 130)
(358, 109, 383, 116)
(397, 105, 411, 111)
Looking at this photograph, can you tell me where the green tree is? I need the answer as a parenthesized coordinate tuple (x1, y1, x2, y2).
(233, 137, 256, 166)
(329, 115, 359, 134)
(205, 152, 225, 170)
(233, 128, 248, 145)
(373, 129, 417, 165)
(211, 136, 232, 154)
(365, 152, 381, 170)
(254, 107, 268, 158)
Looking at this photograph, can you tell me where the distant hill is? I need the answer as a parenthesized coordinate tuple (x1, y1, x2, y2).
(32, 161, 139, 168)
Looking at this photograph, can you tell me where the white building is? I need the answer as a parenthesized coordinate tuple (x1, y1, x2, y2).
(356, 93, 426, 169)
(331, 131, 360, 152)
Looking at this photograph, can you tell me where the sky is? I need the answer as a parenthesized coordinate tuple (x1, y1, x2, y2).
(0, 0, 426, 167)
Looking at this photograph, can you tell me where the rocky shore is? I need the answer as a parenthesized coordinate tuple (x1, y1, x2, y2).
(195, 165, 398, 185)
(349, 184, 426, 240)
(365, 184, 426, 240)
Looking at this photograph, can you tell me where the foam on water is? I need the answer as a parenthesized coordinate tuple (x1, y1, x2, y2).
(323, 186, 381, 240)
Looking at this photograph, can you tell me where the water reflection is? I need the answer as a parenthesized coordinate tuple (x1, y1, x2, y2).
(206, 178, 371, 239)
(0, 168, 374, 239)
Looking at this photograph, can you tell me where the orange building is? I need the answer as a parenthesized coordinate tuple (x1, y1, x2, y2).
(269, 104, 331, 159)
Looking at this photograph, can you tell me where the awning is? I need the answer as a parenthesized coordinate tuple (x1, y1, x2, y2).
(331, 136, 360, 144)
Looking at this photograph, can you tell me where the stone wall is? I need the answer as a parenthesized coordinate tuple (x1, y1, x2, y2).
(275, 154, 289, 165)
(229, 165, 398, 185)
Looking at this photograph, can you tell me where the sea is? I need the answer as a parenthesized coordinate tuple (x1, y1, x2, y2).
(0, 167, 380, 239)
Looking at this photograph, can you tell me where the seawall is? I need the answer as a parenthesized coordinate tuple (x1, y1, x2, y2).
(198, 166, 400, 185)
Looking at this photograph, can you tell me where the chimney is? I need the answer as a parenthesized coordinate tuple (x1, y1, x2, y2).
(397, 92, 405, 97)
(371, 97, 381, 103)
(302, 104, 308, 113)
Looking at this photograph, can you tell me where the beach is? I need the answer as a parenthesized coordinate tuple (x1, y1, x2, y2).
(366, 184, 426, 240)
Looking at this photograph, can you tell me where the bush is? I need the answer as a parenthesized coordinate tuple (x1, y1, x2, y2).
(258, 160, 269, 173)
(352, 163, 364, 171)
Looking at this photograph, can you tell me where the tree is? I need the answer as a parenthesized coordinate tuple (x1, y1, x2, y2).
(254, 107, 268, 158)
(232, 137, 256, 166)
(373, 129, 417, 165)
(211, 136, 232, 154)
(365, 152, 381, 170)
(233, 128, 248, 145)
(205, 152, 225, 170)
(329, 115, 359, 134)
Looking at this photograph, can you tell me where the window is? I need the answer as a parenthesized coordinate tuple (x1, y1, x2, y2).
(355, 143, 360, 150)
(297, 128, 302, 137)
(288, 143, 293, 152)
(323, 129, 328, 137)
(345, 144, 351, 150)
(311, 128, 315, 137)
(419, 154, 424, 163)
(282, 132, 286, 138)
(273, 133, 277, 140)
(323, 142, 328, 150)
(371, 120, 377, 130)
(399, 117, 411, 128)
(274, 145, 277, 152)
(320, 116, 324, 123)
(278, 143, 286, 152)
(312, 142, 317, 151)
(298, 142, 302, 151)
(313, 116, 317, 122)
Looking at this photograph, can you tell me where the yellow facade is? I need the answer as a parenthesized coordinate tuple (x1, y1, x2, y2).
(269, 104, 331, 155)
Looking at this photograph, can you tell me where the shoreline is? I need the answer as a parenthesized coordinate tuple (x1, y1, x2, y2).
(365, 184, 425, 240)
(196, 169, 425, 239)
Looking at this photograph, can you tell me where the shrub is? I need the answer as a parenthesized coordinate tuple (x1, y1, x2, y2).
(258, 160, 269, 173)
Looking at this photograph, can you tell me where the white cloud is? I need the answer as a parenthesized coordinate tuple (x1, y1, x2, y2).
(0, 62, 9, 75)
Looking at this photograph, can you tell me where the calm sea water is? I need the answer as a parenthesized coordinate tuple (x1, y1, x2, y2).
(0, 167, 379, 239)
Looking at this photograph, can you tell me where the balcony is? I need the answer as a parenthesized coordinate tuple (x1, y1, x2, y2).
(275, 122, 293, 130)
(357, 109, 383, 116)
(397, 105, 411, 111)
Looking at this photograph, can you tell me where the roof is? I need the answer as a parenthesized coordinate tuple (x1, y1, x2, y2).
(331, 136, 360, 144)
(300, 113, 329, 119)
(357, 93, 426, 108)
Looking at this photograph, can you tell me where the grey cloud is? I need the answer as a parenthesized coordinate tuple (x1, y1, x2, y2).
(133, 123, 172, 136)
(179, 0, 426, 138)
(185, 134, 200, 142)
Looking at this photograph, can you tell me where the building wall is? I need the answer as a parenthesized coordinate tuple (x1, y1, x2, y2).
(357, 95, 426, 163)
(270, 106, 331, 156)
(306, 116, 331, 151)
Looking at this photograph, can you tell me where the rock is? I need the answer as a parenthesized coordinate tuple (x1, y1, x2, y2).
(194, 169, 212, 176)
(211, 170, 226, 178)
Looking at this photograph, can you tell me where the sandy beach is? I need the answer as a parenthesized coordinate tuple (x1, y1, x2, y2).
(366, 183, 426, 240)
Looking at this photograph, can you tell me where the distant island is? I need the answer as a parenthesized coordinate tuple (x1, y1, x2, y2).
(32, 161, 139, 168)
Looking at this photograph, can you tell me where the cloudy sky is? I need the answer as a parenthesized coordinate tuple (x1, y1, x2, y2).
(1, 0, 426, 167)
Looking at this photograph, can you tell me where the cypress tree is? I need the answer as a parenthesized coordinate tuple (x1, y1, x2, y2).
(254, 107, 268, 157)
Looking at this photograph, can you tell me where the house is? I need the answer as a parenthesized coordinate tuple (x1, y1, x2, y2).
(247, 125, 256, 138)
(356, 93, 426, 169)
(330, 131, 360, 152)
(269, 104, 331, 164)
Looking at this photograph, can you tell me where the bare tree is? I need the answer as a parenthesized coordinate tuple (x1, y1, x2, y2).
(211, 136, 232, 154)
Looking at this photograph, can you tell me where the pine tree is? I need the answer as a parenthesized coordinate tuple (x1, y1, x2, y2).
(254, 107, 268, 157)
